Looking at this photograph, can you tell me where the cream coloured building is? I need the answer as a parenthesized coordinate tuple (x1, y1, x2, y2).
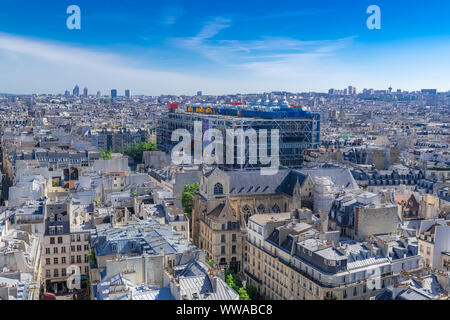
(245, 213, 423, 300)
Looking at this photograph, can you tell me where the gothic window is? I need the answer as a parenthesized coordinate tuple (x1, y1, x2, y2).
(271, 204, 281, 213)
(214, 183, 224, 195)
(257, 204, 266, 214)
(242, 205, 251, 223)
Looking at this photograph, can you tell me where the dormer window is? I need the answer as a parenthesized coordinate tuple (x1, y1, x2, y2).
(49, 215, 55, 222)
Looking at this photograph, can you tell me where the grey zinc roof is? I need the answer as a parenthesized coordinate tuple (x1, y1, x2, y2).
(94, 223, 194, 257)
(315, 246, 347, 261)
(300, 238, 347, 261)
(396, 289, 431, 300)
(297, 167, 359, 191)
(131, 286, 174, 300)
(346, 256, 390, 270)
(178, 270, 238, 300)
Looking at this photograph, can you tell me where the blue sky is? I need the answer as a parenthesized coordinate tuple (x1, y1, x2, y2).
(0, 0, 449, 95)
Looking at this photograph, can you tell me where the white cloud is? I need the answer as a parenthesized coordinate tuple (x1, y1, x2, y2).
(1, 27, 449, 95)
(170, 17, 355, 74)
(168, 18, 358, 91)
(0, 32, 225, 95)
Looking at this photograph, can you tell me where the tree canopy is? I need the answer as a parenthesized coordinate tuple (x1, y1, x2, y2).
(181, 183, 199, 217)
(225, 269, 254, 300)
(123, 141, 157, 163)
(99, 147, 113, 160)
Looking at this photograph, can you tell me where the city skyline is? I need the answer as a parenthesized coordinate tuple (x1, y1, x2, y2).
(0, 0, 450, 95)
(3, 84, 446, 97)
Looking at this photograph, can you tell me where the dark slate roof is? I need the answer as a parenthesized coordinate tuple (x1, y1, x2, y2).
(279, 170, 308, 196)
(267, 229, 280, 245)
(221, 169, 308, 196)
(44, 220, 70, 236)
(227, 169, 292, 195)
(280, 234, 295, 253)
(208, 203, 226, 218)
(373, 288, 394, 300)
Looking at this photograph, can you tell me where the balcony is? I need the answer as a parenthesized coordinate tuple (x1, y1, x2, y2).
(244, 269, 262, 284)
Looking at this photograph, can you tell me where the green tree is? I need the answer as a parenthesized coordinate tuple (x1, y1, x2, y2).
(85, 271, 91, 300)
(238, 287, 251, 300)
(225, 269, 251, 300)
(245, 285, 258, 300)
(208, 259, 214, 268)
(181, 183, 199, 217)
(99, 147, 113, 160)
(123, 142, 157, 163)
(225, 269, 242, 288)
(88, 247, 98, 269)
(226, 274, 239, 292)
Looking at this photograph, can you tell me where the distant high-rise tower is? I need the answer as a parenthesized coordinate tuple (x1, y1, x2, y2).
(111, 89, 117, 99)
(197, 91, 202, 96)
(125, 89, 131, 98)
(83, 87, 88, 97)
(73, 85, 80, 96)
(64, 90, 70, 97)
(97, 91, 102, 98)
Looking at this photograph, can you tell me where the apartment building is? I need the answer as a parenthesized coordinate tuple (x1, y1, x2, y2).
(197, 200, 244, 272)
(0, 219, 42, 300)
(89, 128, 148, 153)
(329, 192, 399, 240)
(245, 213, 423, 300)
(41, 198, 93, 294)
(418, 220, 450, 270)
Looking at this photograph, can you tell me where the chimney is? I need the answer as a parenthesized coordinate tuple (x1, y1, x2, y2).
(210, 275, 217, 292)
